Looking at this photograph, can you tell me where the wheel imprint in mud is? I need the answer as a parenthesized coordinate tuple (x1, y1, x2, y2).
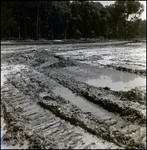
(1, 42, 146, 149)
(1, 66, 122, 149)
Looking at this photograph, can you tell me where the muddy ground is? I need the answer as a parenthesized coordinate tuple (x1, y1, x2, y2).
(1, 39, 146, 149)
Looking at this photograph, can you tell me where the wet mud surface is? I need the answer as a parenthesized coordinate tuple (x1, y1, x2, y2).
(1, 40, 146, 149)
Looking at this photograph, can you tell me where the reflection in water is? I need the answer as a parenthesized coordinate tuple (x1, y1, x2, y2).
(86, 75, 146, 91)
(93, 68, 139, 83)
(106, 70, 136, 83)
(66, 66, 146, 91)
(53, 86, 122, 121)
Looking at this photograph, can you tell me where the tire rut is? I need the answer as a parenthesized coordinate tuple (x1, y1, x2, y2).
(6, 64, 146, 148)
(1, 66, 121, 149)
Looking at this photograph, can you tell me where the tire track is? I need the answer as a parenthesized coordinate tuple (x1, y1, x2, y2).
(2, 48, 145, 149)
(8, 64, 146, 148)
(1, 65, 121, 149)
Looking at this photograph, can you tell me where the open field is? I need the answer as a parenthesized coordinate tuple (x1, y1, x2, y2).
(1, 39, 146, 149)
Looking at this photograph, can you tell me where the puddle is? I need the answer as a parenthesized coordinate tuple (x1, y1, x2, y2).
(64, 66, 146, 92)
(53, 85, 124, 125)
(85, 70, 146, 91)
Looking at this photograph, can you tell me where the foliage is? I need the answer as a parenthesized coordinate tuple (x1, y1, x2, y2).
(1, 1, 145, 40)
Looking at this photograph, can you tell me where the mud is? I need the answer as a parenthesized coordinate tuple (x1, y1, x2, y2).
(50, 74, 146, 124)
(52, 65, 146, 91)
(1, 40, 146, 149)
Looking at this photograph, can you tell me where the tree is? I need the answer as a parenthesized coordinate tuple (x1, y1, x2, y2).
(1, 0, 145, 40)
(1, 1, 18, 39)
(139, 20, 146, 37)
(90, 2, 103, 38)
(11, 1, 27, 39)
(99, 8, 110, 38)
(52, 1, 71, 39)
(69, 1, 83, 38)
(34, 1, 42, 39)
(114, 1, 144, 39)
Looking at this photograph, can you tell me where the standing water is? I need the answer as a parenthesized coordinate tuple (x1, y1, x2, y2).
(85, 68, 146, 91)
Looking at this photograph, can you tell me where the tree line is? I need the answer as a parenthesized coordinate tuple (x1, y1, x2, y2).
(1, 1, 146, 40)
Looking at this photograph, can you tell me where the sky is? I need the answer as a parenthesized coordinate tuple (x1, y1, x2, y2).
(98, 1, 146, 20)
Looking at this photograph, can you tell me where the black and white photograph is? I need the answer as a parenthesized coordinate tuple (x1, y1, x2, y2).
(1, 1, 146, 149)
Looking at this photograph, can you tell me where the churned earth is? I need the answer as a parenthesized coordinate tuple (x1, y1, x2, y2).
(1, 39, 146, 149)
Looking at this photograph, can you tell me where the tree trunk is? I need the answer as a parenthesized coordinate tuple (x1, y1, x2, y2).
(39, 21, 40, 38)
(17, 10, 21, 39)
(64, 29, 67, 39)
(123, 22, 126, 40)
(50, 16, 54, 39)
(105, 28, 108, 39)
(64, 20, 69, 39)
(24, 11, 27, 39)
(116, 20, 120, 39)
(36, 4, 39, 39)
